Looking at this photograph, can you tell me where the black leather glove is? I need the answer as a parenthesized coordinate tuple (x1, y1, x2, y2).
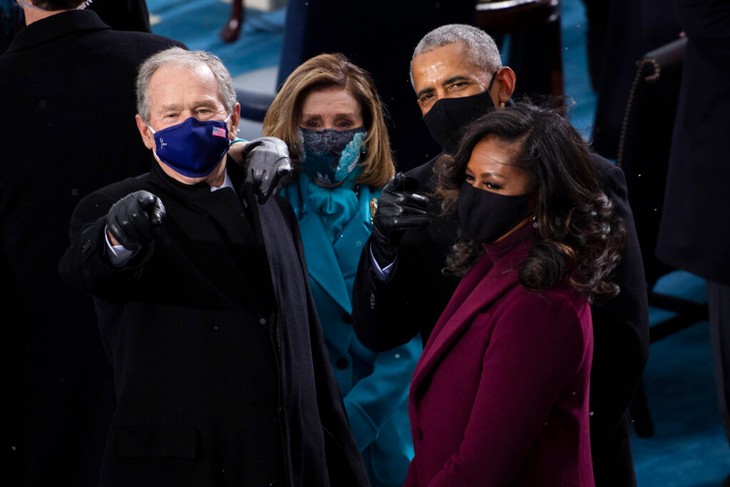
(241, 136, 293, 204)
(106, 190, 166, 251)
(371, 172, 430, 266)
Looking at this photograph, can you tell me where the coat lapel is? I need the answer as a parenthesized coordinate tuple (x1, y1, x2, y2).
(411, 251, 521, 395)
(332, 185, 378, 297)
(294, 185, 379, 315)
(298, 212, 353, 313)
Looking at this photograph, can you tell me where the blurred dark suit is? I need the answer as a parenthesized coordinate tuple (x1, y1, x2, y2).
(656, 0, 730, 446)
(0, 9, 184, 486)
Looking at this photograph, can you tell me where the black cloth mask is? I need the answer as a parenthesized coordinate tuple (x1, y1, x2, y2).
(457, 182, 531, 243)
(422, 74, 498, 154)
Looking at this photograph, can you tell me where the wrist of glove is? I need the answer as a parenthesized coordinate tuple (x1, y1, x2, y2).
(241, 136, 294, 204)
(106, 190, 166, 251)
(370, 225, 398, 267)
(369, 173, 430, 267)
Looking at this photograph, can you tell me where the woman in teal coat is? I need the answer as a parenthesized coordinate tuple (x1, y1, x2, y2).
(262, 53, 422, 487)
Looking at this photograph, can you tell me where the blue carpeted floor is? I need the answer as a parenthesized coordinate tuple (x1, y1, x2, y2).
(147, 0, 730, 484)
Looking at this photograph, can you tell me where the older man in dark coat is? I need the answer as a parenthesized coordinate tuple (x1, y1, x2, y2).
(0, 1, 185, 485)
(59, 47, 368, 487)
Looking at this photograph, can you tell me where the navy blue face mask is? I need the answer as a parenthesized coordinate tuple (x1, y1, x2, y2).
(149, 116, 230, 178)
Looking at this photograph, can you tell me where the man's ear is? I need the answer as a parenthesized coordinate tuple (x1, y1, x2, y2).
(135, 114, 155, 150)
(228, 103, 241, 140)
(494, 67, 517, 107)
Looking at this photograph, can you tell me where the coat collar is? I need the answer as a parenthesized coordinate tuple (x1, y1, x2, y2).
(286, 181, 378, 313)
(411, 225, 535, 393)
(5, 10, 109, 54)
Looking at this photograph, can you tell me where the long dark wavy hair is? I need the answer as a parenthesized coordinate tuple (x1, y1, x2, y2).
(434, 102, 625, 301)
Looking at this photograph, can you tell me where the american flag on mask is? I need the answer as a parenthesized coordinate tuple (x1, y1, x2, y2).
(212, 127, 227, 138)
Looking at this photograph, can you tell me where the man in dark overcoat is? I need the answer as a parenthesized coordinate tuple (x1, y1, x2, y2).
(656, 2, 730, 483)
(88, 0, 151, 32)
(59, 47, 368, 487)
(352, 24, 650, 487)
(0, 1, 185, 485)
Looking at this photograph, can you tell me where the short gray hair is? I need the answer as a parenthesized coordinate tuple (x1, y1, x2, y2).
(136, 47, 237, 122)
(410, 24, 502, 87)
(30, 0, 88, 9)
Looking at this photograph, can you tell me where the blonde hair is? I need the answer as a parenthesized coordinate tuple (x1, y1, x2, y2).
(262, 53, 395, 188)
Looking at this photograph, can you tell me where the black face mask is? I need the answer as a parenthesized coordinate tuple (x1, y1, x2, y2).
(422, 73, 498, 154)
(457, 182, 531, 243)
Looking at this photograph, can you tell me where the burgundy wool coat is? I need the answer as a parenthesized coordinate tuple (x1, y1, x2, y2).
(405, 225, 595, 487)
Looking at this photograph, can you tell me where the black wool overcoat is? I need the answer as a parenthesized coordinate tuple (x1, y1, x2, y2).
(656, 0, 730, 286)
(59, 161, 369, 487)
(0, 10, 185, 486)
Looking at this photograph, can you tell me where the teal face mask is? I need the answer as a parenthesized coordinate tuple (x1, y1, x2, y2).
(298, 127, 367, 185)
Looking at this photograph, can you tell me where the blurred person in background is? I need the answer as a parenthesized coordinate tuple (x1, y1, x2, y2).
(0, 1, 184, 484)
(656, 1, 730, 484)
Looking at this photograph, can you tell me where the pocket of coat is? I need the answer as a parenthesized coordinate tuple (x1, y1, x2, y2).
(110, 424, 198, 459)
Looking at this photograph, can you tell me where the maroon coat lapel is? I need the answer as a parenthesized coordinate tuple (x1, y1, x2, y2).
(411, 227, 534, 395)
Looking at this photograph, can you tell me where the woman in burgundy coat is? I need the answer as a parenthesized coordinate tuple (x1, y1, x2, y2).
(405, 103, 626, 486)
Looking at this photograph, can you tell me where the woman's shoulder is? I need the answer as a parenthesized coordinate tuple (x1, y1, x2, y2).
(498, 284, 591, 333)
(485, 285, 592, 363)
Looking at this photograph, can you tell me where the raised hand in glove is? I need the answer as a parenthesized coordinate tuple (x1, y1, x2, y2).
(240, 136, 293, 204)
(106, 190, 166, 251)
(371, 172, 430, 267)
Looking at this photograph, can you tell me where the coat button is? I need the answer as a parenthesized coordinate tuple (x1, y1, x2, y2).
(342, 313, 352, 324)
(336, 358, 349, 370)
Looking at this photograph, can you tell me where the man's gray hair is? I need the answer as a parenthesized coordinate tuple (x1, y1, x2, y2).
(136, 47, 237, 122)
(29, 0, 90, 10)
(410, 24, 503, 87)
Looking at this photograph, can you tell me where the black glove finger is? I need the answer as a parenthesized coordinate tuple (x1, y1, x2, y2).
(376, 193, 429, 221)
(107, 208, 151, 250)
(248, 165, 271, 202)
(107, 191, 159, 250)
(248, 165, 265, 186)
(136, 191, 167, 227)
(396, 191, 430, 213)
(243, 136, 292, 194)
(127, 204, 156, 241)
(391, 213, 431, 232)
(253, 156, 294, 203)
(257, 169, 275, 203)
(272, 161, 293, 197)
(135, 190, 157, 210)
(106, 211, 136, 249)
(276, 160, 293, 176)
(383, 172, 408, 194)
(149, 202, 166, 227)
